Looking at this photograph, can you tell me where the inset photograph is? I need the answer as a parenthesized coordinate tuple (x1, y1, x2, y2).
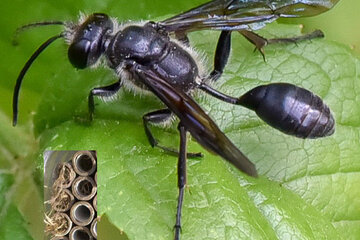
(44, 151, 97, 240)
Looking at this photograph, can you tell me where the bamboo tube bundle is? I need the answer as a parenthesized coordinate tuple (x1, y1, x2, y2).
(90, 218, 97, 239)
(69, 226, 93, 240)
(46, 151, 97, 240)
(70, 201, 95, 226)
(72, 151, 97, 176)
(72, 176, 97, 201)
(51, 236, 69, 240)
(51, 189, 75, 212)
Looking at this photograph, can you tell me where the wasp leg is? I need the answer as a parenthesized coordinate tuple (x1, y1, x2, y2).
(199, 82, 241, 105)
(266, 29, 324, 44)
(143, 109, 202, 158)
(210, 30, 232, 81)
(239, 29, 324, 61)
(174, 124, 187, 240)
(175, 31, 190, 47)
(88, 81, 122, 120)
(239, 30, 267, 61)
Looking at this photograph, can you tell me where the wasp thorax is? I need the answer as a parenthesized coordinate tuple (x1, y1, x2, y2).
(68, 13, 113, 69)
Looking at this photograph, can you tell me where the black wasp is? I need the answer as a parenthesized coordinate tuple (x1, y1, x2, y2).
(13, 0, 338, 239)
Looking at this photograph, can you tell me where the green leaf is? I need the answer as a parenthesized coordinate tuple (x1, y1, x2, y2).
(37, 22, 359, 240)
(1, 0, 360, 240)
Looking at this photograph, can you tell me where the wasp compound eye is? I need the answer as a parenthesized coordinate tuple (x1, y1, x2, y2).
(68, 39, 91, 69)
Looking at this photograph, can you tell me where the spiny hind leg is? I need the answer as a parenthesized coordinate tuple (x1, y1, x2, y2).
(239, 29, 324, 61)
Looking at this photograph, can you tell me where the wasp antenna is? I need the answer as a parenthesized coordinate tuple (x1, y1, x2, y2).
(13, 34, 63, 126)
(13, 21, 64, 45)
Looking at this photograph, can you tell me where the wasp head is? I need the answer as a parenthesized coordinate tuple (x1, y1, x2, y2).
(68, 13, 113, 69)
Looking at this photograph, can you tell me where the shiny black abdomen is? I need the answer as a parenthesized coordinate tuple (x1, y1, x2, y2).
(107, 24, 198, 92)
(239, 83, 335, 138)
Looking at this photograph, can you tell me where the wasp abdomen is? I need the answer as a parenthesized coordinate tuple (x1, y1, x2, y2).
(239, 83, 335, 138)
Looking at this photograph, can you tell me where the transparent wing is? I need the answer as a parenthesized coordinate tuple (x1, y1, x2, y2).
(159, 0, 339, 32)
